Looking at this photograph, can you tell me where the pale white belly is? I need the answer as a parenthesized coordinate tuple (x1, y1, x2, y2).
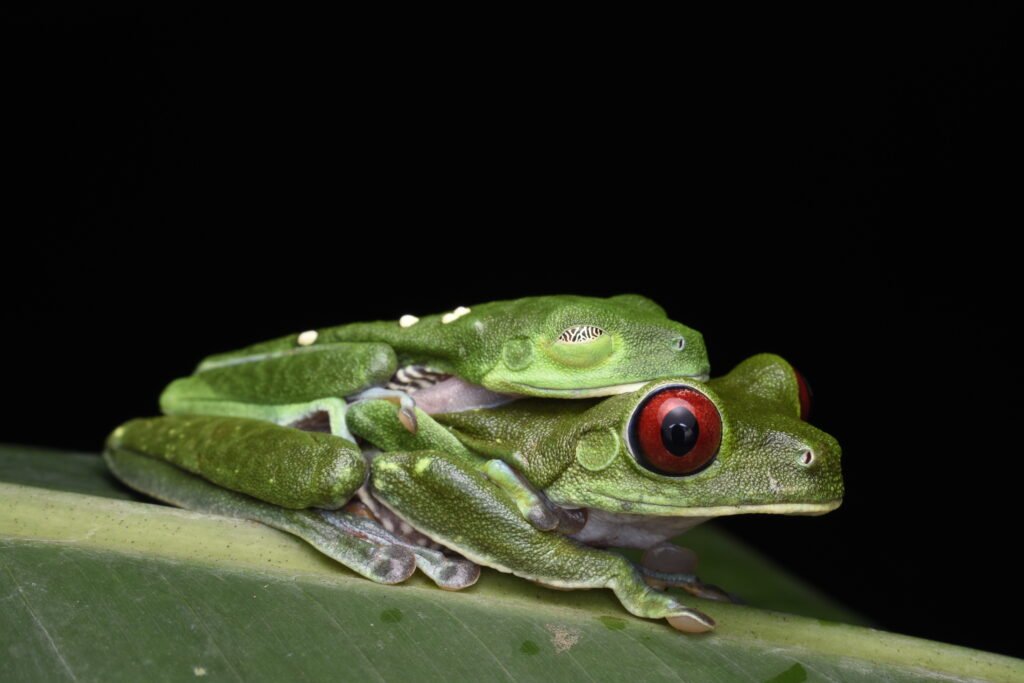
(569, 509, 709, 548)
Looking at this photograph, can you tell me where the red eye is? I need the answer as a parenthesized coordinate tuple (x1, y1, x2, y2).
(628, 386, 721, 476)
(794, 368, 812, 421)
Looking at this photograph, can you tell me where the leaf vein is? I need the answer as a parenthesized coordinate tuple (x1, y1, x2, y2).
(428, 599, 517, 682)
(295, 583, 388, 683)
(0, 555, 78, 682)
(153, 569, 246, 682)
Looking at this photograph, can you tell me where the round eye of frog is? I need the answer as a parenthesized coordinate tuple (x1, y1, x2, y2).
(793, 368, 813, 421)
(628, 386, 721, 476)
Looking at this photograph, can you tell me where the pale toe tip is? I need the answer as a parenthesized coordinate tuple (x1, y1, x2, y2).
(667, 612, 716, 634)
(398, 408, 418, 434)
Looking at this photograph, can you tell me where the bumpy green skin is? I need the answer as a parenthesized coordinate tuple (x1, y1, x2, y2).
(194, 294, 709, 397)
(342, 353, 842, 627)
(165, 342, 396, 408)
(102, 295, 842, 633)
(112, 416, 365, 509)
(436, 354, 843, 515)
(369, 451, 668, 619)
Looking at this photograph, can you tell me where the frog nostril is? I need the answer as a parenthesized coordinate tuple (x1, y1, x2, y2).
(799, 450, 815, 467)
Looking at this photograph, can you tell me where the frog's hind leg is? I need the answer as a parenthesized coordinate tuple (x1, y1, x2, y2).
(370, 451, 717, 633)
(103, 445, 416, 584)
(108, 415, 367, 509)
(105, 416, 477, 589)
(162, 341, 400, 441)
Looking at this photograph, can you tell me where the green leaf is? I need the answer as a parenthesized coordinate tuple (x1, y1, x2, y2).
(1, 445, 1020, 682)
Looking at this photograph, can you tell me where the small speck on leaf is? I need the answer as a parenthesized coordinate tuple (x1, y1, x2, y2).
(764, 662, 807, 683)
(193, 666, 207, 677)
(598, 616, 627, 631)
(544, 623, 580, 654)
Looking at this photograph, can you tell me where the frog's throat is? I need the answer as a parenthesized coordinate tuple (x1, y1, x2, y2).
(584, 495, 843, 517)
(515, 375, 711, 398)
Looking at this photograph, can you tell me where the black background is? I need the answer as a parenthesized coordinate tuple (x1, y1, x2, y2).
(5, 10, 1021, 659)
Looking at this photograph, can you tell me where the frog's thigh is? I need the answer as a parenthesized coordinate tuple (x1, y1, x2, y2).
(103, 446, 415, 584)
(370, 452, 715, 631)
(163, 342, 398, 415)
(108, 415, 366, 509)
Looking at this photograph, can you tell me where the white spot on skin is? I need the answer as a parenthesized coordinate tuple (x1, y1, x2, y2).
(768, 475, 782, 494)
(297, 330, 318, 346)
(399, 314, 420, 328)
(441, 306, 471, 324)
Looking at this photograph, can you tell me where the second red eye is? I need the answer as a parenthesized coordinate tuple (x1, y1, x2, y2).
(793, 368, 812, 421)
(629, 386, 721, 476)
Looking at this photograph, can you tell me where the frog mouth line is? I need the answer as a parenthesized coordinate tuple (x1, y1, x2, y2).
(517, 375, 712, 398)
(593, 494, 843, 517)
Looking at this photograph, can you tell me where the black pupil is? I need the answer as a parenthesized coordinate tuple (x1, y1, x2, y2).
(661, 406, 699, 456)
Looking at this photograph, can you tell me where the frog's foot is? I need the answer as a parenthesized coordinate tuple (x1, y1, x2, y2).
(640, 542, 737, 603)
(104, 446, 416, 585)
(319, 509, 480, 591)
(611, 572, 717, 633)
(349, 388, 418, 433)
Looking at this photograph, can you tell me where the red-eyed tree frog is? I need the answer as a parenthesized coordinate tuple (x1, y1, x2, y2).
(106, 326, 842, 634)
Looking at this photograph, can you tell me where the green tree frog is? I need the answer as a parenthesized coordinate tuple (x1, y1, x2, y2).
(167, 294, 709, 432)
(105, 339, 842, 633)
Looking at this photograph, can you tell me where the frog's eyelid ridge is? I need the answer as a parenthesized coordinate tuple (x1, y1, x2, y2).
(557, 325, 605, 344)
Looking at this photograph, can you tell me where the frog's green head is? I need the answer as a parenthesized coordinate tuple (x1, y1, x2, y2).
(547, 353, 843, 516)
(453, 294, 708, 398)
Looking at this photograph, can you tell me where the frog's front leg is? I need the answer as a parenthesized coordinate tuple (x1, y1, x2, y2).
(370, 451, 716, 633)
(479, 459, 586, 534)
(348, 401, 586, 533)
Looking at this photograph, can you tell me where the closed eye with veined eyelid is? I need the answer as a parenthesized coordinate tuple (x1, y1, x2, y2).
(545, 324, 614, 368)
(557, 325, 605, 344)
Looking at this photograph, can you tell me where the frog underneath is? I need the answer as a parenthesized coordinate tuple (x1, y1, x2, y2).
(106, 352, 842, 633)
